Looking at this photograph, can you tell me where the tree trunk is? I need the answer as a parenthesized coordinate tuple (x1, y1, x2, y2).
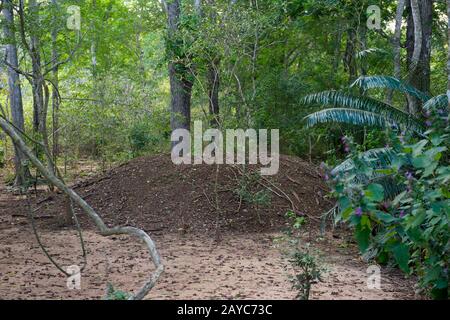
(2, 0, 30, 186)
(204, 0, 220, 127)
(207, 58, 220, 127)
(394, 0, 406, 80)
(358, 22, 368, 79)
(406, 0, 432, 115)
(408, 0, 422, 75)
(91, 0, 98, 82)
(447, 0, 450, 107)
(22, 0, 50, 164)
(387, 0, 406, 104)
(343, 27, 358, 84)
(51, 0, 60, 161)
(167, 0, 193, 137)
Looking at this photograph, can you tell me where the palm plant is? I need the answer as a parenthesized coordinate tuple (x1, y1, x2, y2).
(302, 75, 449, 220)
(302, 76, 430, 134)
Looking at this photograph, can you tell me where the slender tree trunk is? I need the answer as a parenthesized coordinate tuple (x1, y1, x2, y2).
(332, 25, 343, 76)
(394, 0, 406, 79)
(387, 0, 406, 104)
(27, 0, 46, 136)
(2, 0, 30, 186)
(202, 0, 220, 127)
(406, 0, 432, 115)
(51, 0, 60, 161)
(408, 0, 422, 75)
(344, 27, 358, 84)
(447, 0, 450, 107)
(23, 0, 55, 176)
(208, 58, 220, 127)
(167, 0, 193, 137)
(358, 22, 368, 78)
(91, 0, 98, 91)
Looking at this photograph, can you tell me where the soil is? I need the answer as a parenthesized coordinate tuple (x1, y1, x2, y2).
(0, 154, 417, 299)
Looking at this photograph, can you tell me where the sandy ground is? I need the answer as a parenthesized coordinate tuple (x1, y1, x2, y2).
(0, 156, 417, 300)
(0, 224, 416, 300)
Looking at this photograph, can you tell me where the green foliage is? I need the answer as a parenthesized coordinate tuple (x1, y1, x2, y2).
(326, 109, 450, 299)
(128, 120, 165, 156)
(423, 95, 449, 114)
(302, 85, 425, 133)
(234, 171, 272, 208)
(276, 209, 325, 301)
(105, 283, 132, 300)
(351, 76, 430, 101)
(289, 250, 326, 300)
(286, 210, 306, 231)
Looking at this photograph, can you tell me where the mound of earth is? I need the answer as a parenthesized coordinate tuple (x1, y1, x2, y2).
(39, 154, 332, 235)
(0, 155, 418, 300)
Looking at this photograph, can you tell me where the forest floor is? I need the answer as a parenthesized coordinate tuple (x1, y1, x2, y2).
(0, 154, 417, 299)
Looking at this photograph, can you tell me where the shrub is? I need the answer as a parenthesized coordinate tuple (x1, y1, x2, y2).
(129, 121, 154, 155)
(326, 110, 449, 299)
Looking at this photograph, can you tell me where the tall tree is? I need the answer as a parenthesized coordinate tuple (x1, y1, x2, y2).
(448, 0, 450, 106)
(15, 0, 55, 174)
(51, 0, 60, 161)
(166, 0, 194, 137)
(205, 1, 220, 127)
(91, 0, 98, 83)
(387, 0, 406, 104)
(207, 57, 220, 126)
(2, 0, 30, 186)
(406, 0, 432, 115)
(393, 0, 406, 81)
(26, 0, 47, 136)
(343, 26, 358, 84)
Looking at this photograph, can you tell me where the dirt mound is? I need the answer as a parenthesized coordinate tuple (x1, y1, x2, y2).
(39, 154, 332, 235)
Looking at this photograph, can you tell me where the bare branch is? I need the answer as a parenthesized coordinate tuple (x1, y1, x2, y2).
(0, 114, 164, 300)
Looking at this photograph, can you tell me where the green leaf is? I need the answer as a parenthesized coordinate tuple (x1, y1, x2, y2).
(406, 210, 426, 229)
(361, 215, 372, 229)
(392, 191, 407, 206)
(412, 155, 431, 169)
(392, 243, 410, 273)
(301, 91, 424, 132)
(341, 206, 353, 220)
(305, 108, 390, 129)
(365, 183, 384, 202)
(352, 76, 430, 101)
(411, 140, 428, 157)
(355, 225, 371, 253)
(375, 211, 397, 223)
(430, 133, 444, 146)
(424, 266, 443, 285)
(423, 94, 449, 111)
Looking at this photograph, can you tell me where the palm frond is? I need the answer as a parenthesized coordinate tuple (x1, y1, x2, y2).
(378, 176, 405, 200)
(301, 91, 424, 132)
(304, 108, 391, 128)
(351, 76, 430, 101)
(423, 94, 449, 112)
(331, 147, 396, 175)
(356, 48, 387, 60)
(332, 148, 405, 200)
